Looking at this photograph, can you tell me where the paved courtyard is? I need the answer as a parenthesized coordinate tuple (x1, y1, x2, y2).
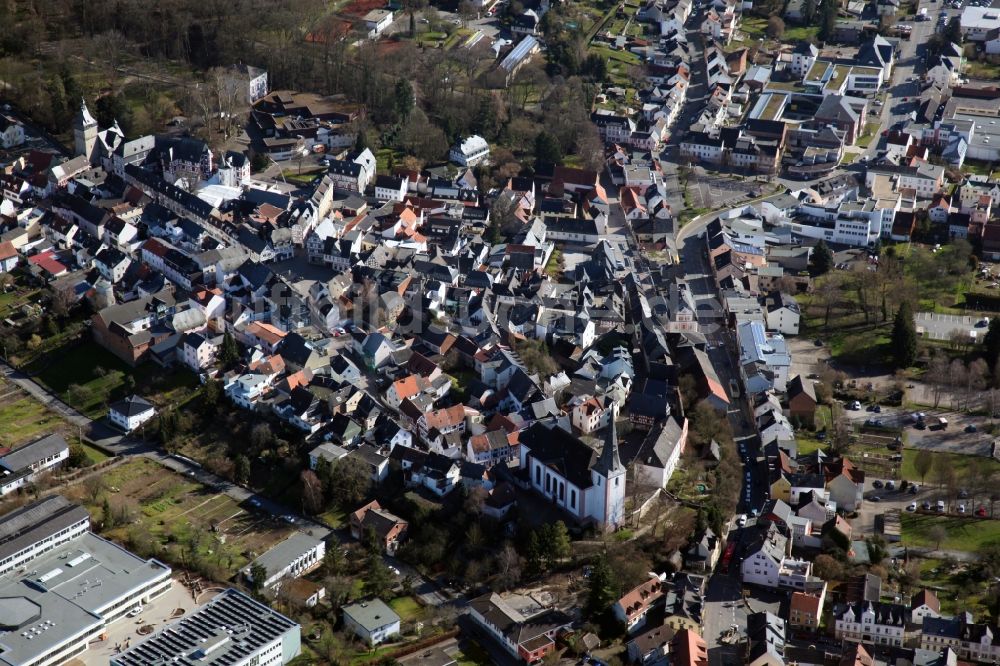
(85, 580, 216, 664)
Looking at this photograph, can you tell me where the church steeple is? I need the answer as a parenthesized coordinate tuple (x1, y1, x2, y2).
(593, 419, 624, 477)
(74, 98, 99, 164)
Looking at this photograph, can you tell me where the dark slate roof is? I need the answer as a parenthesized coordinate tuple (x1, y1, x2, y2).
(109, 394, 155, 417)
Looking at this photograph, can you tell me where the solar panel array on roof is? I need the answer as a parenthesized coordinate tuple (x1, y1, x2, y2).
(111, 589, 300, 666)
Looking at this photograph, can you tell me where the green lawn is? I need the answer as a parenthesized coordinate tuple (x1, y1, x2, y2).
(900, 449, 1000, 485)
(901, 513, 1000, 551)
(389, 596, 425, 621)
(319, 507, 347, 528)
(740, 16, 767, 39)
(855, 122, 882, 149)
(28, 339, 199, 419)
(281, 168, 324, 186)
(784, 25, 819, 42)
(828, 325, 891, 365)
(589, 44, 642, 66)
(80, 441, 111, 465)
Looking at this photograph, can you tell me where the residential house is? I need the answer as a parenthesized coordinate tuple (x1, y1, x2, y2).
(740, 522, 814, 590)
(613, 573, 667, 634)
(789, 588, 826, 631)
(633, 417, 688, 489)
(763, 292, 800, 335)
(468, 592, 573, 663)
(350, 500, 408, 555)
(911, 589, 941, 625)
(108, 395, 156, 432)
(786, 375, 817, 426)
(450, 135, 490, 167)
(920, 616, 1000, 662)
(834, 601, 907, 647)
(342, 599, 400, 646)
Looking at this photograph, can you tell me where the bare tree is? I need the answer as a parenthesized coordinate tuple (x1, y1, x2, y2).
(928, 353, 949, 408)
(928, 525, 948, 551)
(209, 66, 245, 139)
(948, 359, 967, 411)
(815, 275, 842, 328)
(968, 358, 989, 413)
(495, 542, 522, 590)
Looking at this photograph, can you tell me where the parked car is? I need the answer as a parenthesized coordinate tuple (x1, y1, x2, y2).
(959, 489, 969, 499)
(870, 495, 881, 502)
(936, 500, 945, 512)
(873, 405, 881, 413)
(977, 506, 988, 517)
(923, 500, 932, 510)
(737, 514, 747, 527)
(965, 424, 978, 433)
(849, 400, 862, 410)
(872, 480, 884, 489)
(909, 484, 919, 494)
(886, 480, 896, 491)
(959, 504, 967, 514)
(907, 502, 917, 511)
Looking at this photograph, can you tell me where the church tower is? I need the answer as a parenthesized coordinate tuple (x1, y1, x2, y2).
(591, 420, 627, 530)
(73, 98, 98, 164)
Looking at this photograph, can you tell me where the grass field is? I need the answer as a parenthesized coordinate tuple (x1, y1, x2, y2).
(64, 458, 293, 579)
(0, 378, 69, 448)
(901, 512, 1000, 551)
(900, 449, 1000, 485)
(27, 339, 199, 419)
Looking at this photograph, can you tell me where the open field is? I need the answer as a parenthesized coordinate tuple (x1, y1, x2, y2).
(0, 378, 69, 448)
(26, 339, 199, 419)
(900, 449, 1000, 485)
(901, 512, 1000, 552)
(63, 458, 294, 580)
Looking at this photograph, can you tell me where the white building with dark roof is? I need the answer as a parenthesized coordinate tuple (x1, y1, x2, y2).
(241, 532, 325, 591)
(0, 433, 70, 496)
(0, 496, 89, 576)
(450, 135, 491, 167)
(108, 394, 156, 432)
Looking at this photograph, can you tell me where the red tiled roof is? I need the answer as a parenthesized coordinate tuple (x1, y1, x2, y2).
(27, 250, 67, 276)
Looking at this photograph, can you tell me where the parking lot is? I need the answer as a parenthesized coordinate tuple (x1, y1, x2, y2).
(915, 312, 988, 342)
